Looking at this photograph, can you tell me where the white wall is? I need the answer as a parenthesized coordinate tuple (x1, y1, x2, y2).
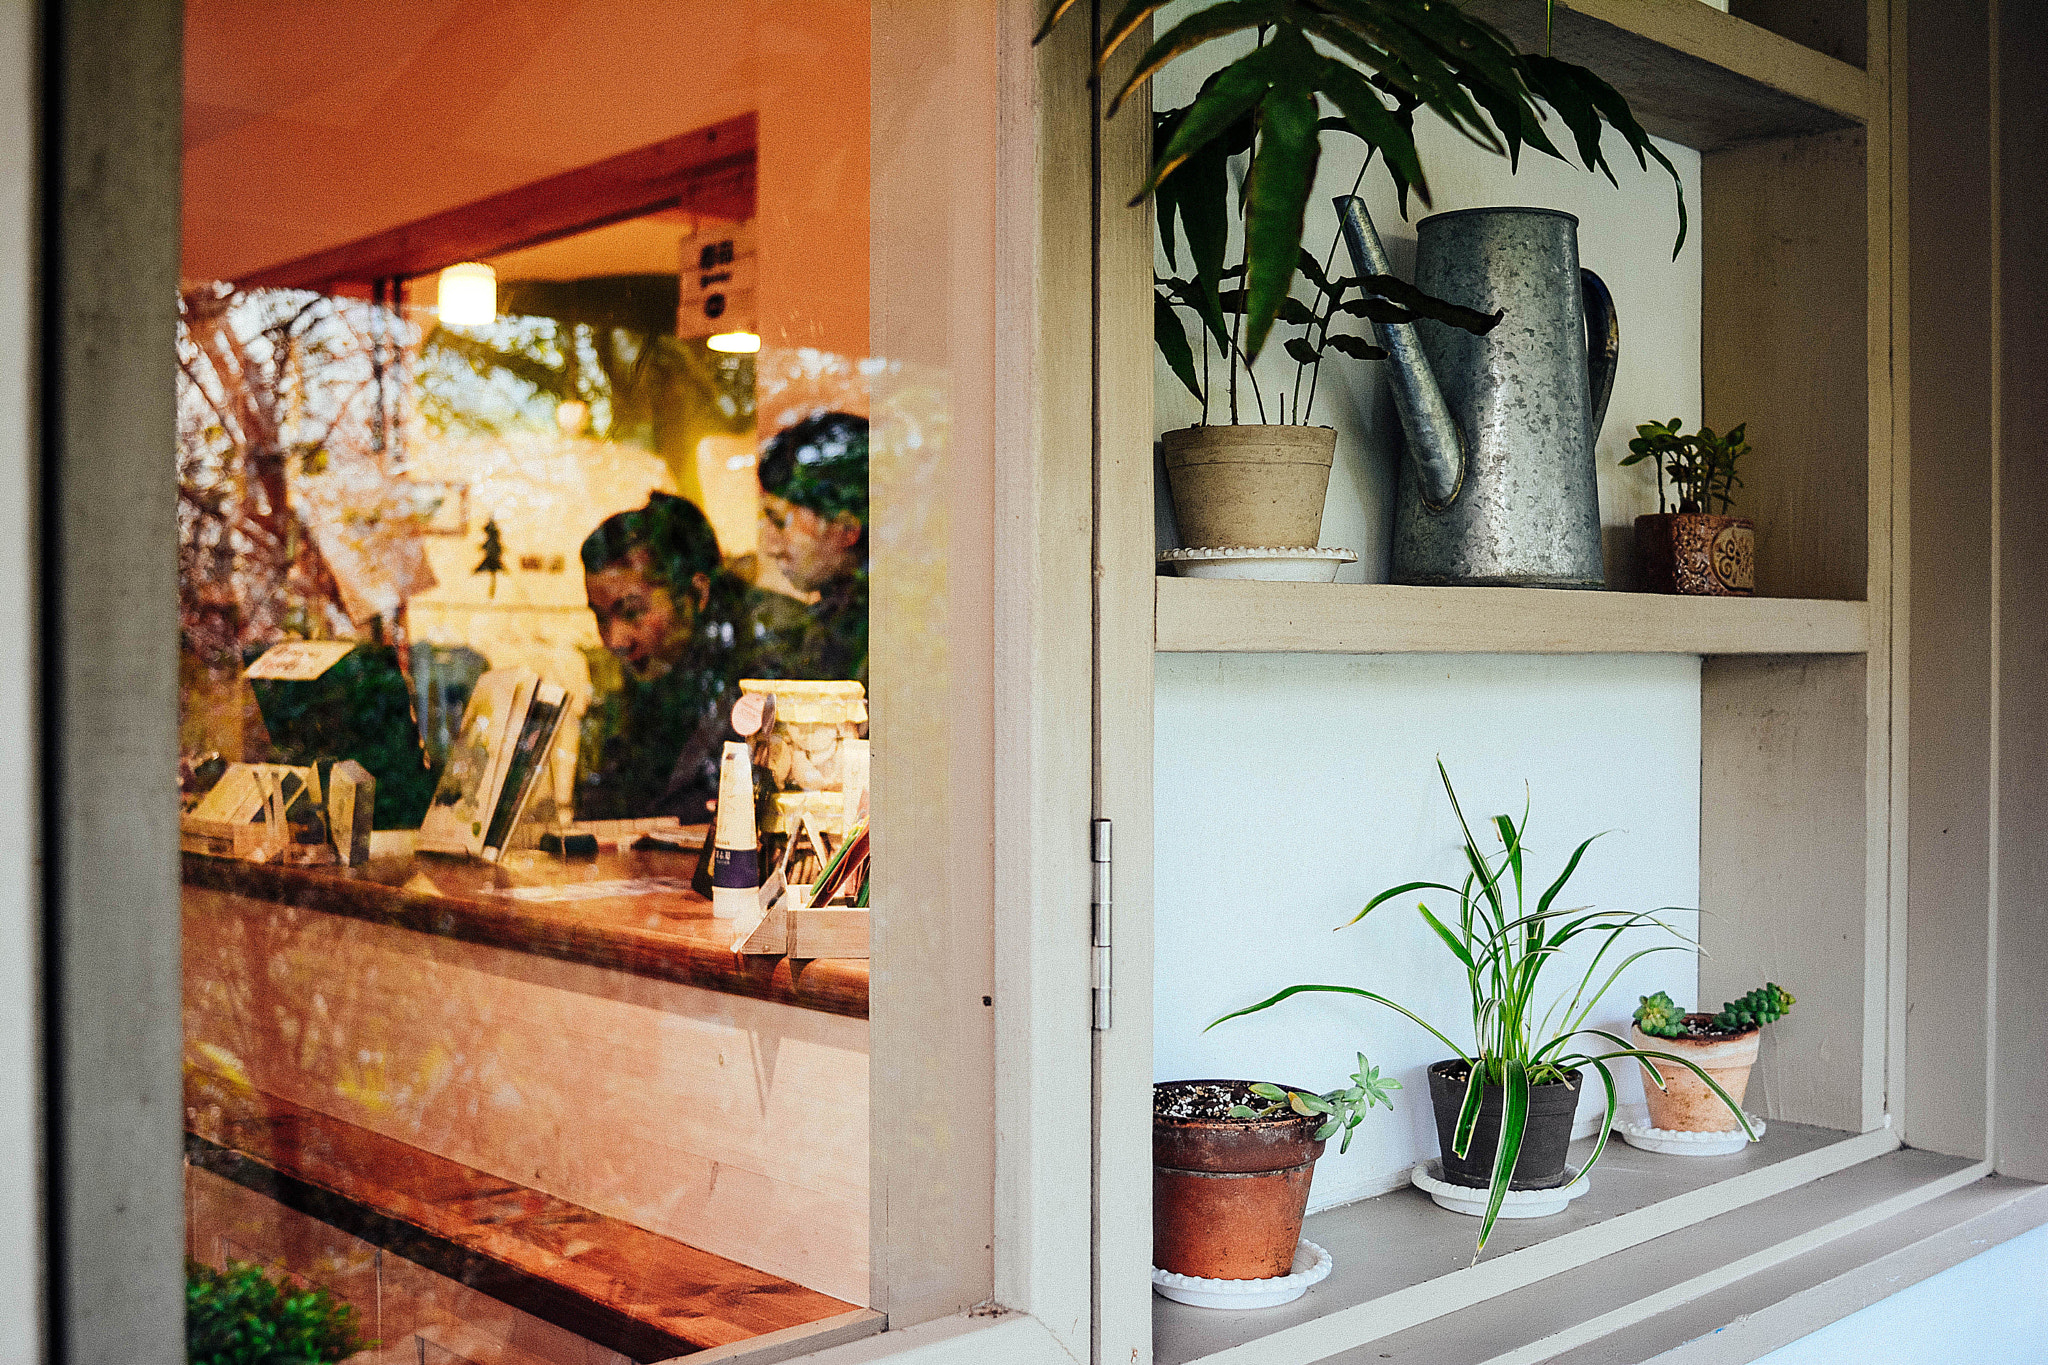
(1150, 25, 1711, 1213)
(1155, 653, 1702, 1209)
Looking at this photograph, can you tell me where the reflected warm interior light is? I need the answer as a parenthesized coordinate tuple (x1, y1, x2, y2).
(706, 331, 761, 354)
(437, 262, 496, 326)
(554, 398, 590, 436)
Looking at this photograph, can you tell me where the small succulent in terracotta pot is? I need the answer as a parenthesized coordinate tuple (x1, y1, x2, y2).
(1622, 418, 1755, 595)
(1153, 1061, 1397, 1281)
(1631, 983, 1795, 1133)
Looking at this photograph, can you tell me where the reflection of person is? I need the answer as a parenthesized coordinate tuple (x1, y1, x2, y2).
(758, 412, 869, 685)
(577, 493, 779, 819)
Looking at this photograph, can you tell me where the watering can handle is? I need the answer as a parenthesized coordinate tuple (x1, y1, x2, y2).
(1581, 268, 1619, 441)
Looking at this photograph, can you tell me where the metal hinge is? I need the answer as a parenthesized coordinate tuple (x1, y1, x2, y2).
(1091, 818, 1112, 1030)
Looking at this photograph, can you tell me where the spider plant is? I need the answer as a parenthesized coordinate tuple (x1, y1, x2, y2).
(1213, 761, 1748, 1257)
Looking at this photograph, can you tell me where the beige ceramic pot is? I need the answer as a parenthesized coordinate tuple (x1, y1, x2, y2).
(1162, 425, 1337, 550)
(1632, 1019, 1761, 1132)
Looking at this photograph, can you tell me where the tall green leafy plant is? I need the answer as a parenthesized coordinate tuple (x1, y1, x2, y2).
(1038, 0, 1686, 363)
(1620, 418, 1750, 514)
(1213, 762, 1746, 1256)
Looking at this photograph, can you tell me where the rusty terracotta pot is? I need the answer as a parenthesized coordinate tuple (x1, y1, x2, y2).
(1633, 1019, 1760, 1132)
(1154, 1080, 1328, 1280)
(1634, 513, 1755, 595)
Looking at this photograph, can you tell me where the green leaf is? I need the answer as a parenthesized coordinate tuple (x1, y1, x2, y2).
(1241, 76, 1322, 360)
(1226, 1104, 1257, 1118)
(1248, 1081, 1287, 1099)
(1111, 0, 1287, 119)
(1454, 1062, 1484, 1159)
(1315, 1119, 1341, 1141)
(1278, 295, 1319, 327)
(1476, 1059, 1530, 1255)
(1284, 337, 1321, 366)
(1136, 51, 1273, 202)
(1315, 57, 1432, 211)
(1324, 332, 1388, 361)
(1031, 0, 1089, 47)
(1179, 139, 1235, 346)
(1416, 903, 1478, 971)
(1354, 273, 1503, 334)
(1156, 293, 1205, 403)
(1098, 0, 1175, 63)
(1348, 879, 1467, 926)
(1209, 983, 1469, 1062)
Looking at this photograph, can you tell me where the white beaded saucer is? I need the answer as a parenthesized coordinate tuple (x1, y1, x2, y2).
(1152, 1240, 1334, 1310)
(1159, 546, 1359, 582)
(1410, 1161, 1591, 1219)
(1615, 1106, 1766, 1156)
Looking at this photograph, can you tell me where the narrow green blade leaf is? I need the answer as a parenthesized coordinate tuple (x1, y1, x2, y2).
(1241, 79, 1321, 361)
(1453, 1062, 1484, 1158)
(1476, 1059, 1531, 1256)
(1111, 0, 1286, 118)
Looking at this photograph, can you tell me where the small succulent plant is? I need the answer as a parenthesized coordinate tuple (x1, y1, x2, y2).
(1633, 990, 1688, 1039)
(1634, 983, 1796, 1038)
(1712, 983, 1796, 1033)
(1226, 1053, 1401, 1153)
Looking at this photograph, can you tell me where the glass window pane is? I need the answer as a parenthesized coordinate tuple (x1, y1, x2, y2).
(175, 5, 989, 1352)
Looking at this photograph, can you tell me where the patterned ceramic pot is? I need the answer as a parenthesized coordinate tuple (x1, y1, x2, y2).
(1635, 513, 1755, 595)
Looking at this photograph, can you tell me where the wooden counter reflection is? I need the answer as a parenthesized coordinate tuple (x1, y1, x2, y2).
(180, 848, 868, 1019)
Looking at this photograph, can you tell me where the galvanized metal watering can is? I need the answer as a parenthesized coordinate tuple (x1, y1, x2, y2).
(1337, 198, 1619, 588)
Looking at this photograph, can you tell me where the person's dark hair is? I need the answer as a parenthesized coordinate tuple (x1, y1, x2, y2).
(759, 411, 868, 527)
(580, 491, 722, 592)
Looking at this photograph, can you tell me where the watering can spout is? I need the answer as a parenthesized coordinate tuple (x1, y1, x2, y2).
(1335, 196, 1465, 510)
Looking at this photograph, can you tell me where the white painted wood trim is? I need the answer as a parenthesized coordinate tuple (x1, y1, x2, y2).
(655, 1310, 889, 1365)
(0, 0, 39, 1358)
(1154, 580, 1870, 656)
(1469, 1159, 1990, 1365)
(1175, 1129, 1900, 1365)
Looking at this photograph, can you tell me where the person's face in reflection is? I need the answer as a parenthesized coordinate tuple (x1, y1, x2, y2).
(759, 492, 863, 594)
(585, 548, 710, 680)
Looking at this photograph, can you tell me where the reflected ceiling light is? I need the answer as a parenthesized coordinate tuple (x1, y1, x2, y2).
(437, 262, 496, 326)
(706, 331, 761, 354)
(554, 399, 590, 436)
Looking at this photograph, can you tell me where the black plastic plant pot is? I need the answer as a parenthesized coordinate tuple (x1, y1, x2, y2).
(1426, 1059, 1584, 1190)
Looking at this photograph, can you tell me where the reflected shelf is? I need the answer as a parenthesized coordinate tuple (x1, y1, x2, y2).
(1153, 579, 1870, 657)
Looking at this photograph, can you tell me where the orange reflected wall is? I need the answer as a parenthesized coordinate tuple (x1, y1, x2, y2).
(182, 0, 869, 366)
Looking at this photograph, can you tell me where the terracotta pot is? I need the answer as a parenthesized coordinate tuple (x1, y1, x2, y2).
(1153, 1080, 1327, 1280)
(1162, 425, 1337, 550)
(1634, 513, 1755, 595)
(1425, 1060, 1584, 1190)
(1632, 1019, 1760, 1132)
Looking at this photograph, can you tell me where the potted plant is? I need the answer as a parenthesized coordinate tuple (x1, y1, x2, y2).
(1154, 1058, 1398, 1287)
(1622, 418, 1756, 595)
(1214, 762, 1744, 1256)
(1038, 0, 1687, 564)
(188, 1259, 368, 1364)
(1630, 983, 1794, 1134)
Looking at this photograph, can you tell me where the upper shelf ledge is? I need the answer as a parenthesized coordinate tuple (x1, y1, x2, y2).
(1154, 578, 1870, 656)
(1463, 0, 1868, 150)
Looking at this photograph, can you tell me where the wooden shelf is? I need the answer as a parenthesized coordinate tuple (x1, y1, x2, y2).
(1155, 1138, 1995, 1365)
(1153, 578, 1869, 656)
(1463, 0, 1868, 149)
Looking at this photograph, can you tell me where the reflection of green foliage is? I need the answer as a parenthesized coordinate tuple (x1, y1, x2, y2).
(415, 274, 755, 488)
(187, 1259, 367, 1365)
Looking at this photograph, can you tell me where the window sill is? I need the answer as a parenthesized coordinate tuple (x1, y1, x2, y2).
(1153, 1125, 2032, 1365)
